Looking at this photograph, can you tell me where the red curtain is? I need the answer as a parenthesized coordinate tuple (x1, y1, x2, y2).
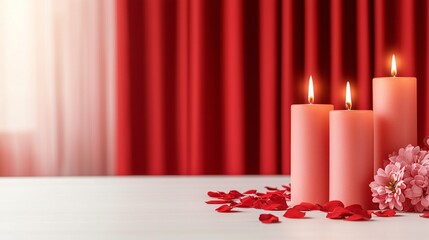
(116, 0, 429, 175)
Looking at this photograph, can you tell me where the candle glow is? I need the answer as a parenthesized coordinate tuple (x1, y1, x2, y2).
(308, 75, 314, 104)
(345, 81, 352, 110)
(391, 54, 397, 77)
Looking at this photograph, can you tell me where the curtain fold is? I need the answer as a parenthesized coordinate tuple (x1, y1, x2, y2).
(117, 0, 429, 175)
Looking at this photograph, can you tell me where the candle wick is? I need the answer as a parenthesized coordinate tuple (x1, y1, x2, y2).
(346, 102, 351, 110)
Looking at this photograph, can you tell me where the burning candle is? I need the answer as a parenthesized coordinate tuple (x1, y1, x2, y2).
(329, 82, 373, 208)
(291, 76, 333, 205)
(373, 55, 417, 172)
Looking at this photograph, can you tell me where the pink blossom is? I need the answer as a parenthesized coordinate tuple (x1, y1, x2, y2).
(404, 163, 429, 212)
(370, 163, 406, 210)
(388, 145, 429, 168)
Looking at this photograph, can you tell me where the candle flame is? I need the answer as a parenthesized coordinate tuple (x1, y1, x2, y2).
(308, 75, 314, 104)
(391, 54, 397, 77)
(345, 81, 352, 110)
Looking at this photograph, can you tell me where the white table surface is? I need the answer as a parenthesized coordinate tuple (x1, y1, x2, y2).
(0, 176, 426, 240)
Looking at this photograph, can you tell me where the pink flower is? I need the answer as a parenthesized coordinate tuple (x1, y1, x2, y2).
(370, 163, 406, 210)
(404, 163, 429, 212)
(389, 145, 429, 168)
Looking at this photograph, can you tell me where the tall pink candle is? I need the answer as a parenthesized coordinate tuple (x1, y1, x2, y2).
(330, 82, 373, 209)
(373, 55, 417, 172)
(291, 76, 333, 205)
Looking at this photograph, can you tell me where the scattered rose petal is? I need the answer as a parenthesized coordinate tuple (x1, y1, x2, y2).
(265, 186, 278, 191)
(205, 200, 231, 204)
(282, 185, 291, 191)
(215, 204, 234, 213)
(244, 189, 257, 194)
(284, 209, 306, 218)
(345, 214, 370, 221)
(420, 212, 429, 218)
(259, 213, 279, 223)
(269, 194, 287, 205)
(345, 204, 363, 213)
(291, 205, 308, 211)
(373, 209, 396, 217)
(322, 200, 345, 212)
(352, 209, 372, 219)
(207, 191, 224, 198)
(294, 202, 321, 211)
(326, 207, 353, 219)
(236, 196, 257, 208)
(263, 203, 288, 211)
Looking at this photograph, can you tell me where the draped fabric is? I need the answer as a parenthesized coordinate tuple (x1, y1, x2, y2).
(0, 0, 116, 175)
(116, 0, 429, 175)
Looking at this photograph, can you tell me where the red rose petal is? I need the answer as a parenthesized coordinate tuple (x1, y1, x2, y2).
(420, 212, 429, 218)
(294, 202, 321, 211)
(322, 200, 345, 212)
(259, 213, 279, 223)
(265, 186, 278, 191)
(284, 209, 306, 218)
(253, 199, 266, 209)
(345, 204, 363, 213)
(263, 203, 288, 211)
(244, 189, 257, 194)
(374, 209, 396, 217)
(345, 214, 370, 221)
(269, 194, 287, 205)
(326, 207, 353, 219)
(292, 205, 308, 211)
(236, 196, 257, 208)
(207, 191, 224, 198)
(282, 185, 291, 191)
(351, 209, 372, 219)
(215, 204, 234, 213)
(205, 200, 231, 204)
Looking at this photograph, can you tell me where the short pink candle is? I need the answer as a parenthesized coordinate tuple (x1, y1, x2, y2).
(373, 55, 417, 172)
(330, 82, 373, 209)
(291, 76, 333, 205)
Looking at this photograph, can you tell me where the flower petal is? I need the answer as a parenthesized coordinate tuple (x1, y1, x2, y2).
(420, 212, 429, 218)
(236, 196, 257, 208)
(293, 202, 321, 211)
(373, 209, 396, 217)
(326, 207, 352, 219)
(284, 209, 306, 218)
(265, 186, 278, 191)
(205, 200, 231, 204)
(345, 204, 363, 213)
(243, 189, 257, 194)
(263, 203, 288, 211)
(215, 204, 234, 213)
(259, 213, 279, 223)
(345, 214, 370, 221)
(208, 191, 224, 198)
(322, 200, 345, 212)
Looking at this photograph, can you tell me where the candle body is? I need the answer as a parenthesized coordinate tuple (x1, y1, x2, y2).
(373, 77, 417, 172)
(330, 110, 373, 209)
(291, 104, 333, 205)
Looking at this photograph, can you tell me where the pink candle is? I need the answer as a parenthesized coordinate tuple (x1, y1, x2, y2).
(373, 55, 417, 172)
(330, 82, 373, 209)
(291, 76, 333, 205)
